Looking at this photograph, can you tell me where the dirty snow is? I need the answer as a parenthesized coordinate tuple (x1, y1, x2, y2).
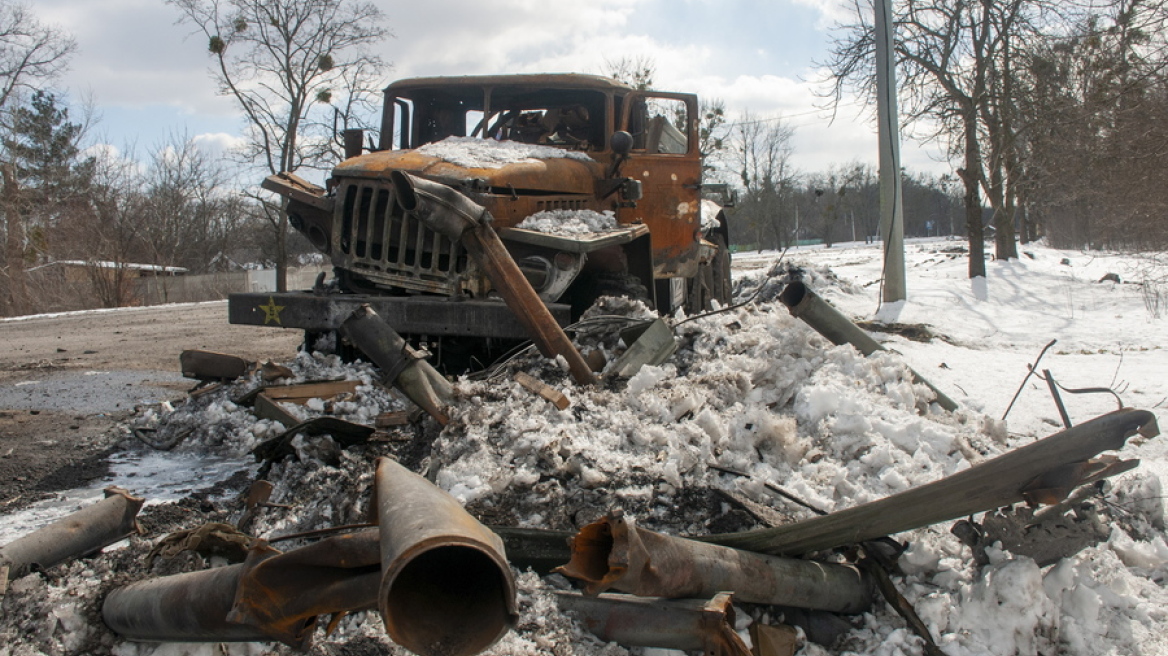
(417, 136, 594, 168)
(516, 209, 620, 235)
(1, 237, 1167, 656)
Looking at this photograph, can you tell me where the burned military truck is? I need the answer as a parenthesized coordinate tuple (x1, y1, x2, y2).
(229, 74, 732, 370)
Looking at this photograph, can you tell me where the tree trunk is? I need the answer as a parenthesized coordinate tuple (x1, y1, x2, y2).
(3, 164, 27, 316)
(960, 120, 986, 279)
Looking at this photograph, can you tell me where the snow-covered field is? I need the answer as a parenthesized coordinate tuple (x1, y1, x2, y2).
(1, 237, 1165, 656)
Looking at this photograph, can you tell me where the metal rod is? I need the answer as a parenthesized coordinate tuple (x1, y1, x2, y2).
(779, 281, 957, 411)
(1043, 369, 1073, 428)
(2, 487, 143, 581)
(554, 514, 873, 614)
(374, 457, 518, 656)
(1002, 338, 1056, 420)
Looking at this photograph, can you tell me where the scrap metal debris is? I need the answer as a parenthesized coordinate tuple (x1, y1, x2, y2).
(0, 487, 143, 585)
(180, 350, 253, 381)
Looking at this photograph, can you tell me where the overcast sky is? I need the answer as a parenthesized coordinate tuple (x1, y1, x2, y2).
(34, 0, 950, 177)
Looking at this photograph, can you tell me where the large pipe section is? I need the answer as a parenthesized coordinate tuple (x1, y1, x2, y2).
(390, 171, 597, 386)
(556, 591, 751, 655)
(341, 304, 453, 425)
(374, 456, 517, 656)
(779, 281, 958, 411)
(708, 407, 1157, 556)
(1, 487, 143, 581)
(554, 514, 873, 614)
(102, 563, 267, 643)
(104, 531, 382, 648)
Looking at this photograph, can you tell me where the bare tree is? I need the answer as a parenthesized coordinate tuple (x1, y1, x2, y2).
(168, 0, 389, 290)
(825, 0, 1052, 278)
(0, 1, 74, 315)
(603, 55, 656, 90)
(730, 111, 797, 249)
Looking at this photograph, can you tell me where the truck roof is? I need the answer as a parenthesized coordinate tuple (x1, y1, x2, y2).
(385, 73, 634, 93)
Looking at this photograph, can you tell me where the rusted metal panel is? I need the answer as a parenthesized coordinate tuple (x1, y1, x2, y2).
(554, 514, 873, 614)
(228, 291, 571, 338)
(374, 457, 517, 656)
(1, 487, 143, 581)
(707, 407, 1157, 557)
(180, 350, 252, 381)
(557, 591, 751, 656)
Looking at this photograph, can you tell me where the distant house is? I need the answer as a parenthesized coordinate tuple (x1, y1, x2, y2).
(25, 260, 190, 310)
(27, 260, 188, 283)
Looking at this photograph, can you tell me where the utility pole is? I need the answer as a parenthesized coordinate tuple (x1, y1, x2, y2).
(875, 0, 906, 302)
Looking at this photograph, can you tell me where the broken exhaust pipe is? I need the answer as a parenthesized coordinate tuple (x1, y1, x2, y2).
(779, 281, 958, 411)
(374, 457, 518, 656)
(390, 171, 598, 386)
(554, 514, 873, 614)
(557, 591, 751, 655)
(342, 304, 453, 425)
(1, 487, 143, 582)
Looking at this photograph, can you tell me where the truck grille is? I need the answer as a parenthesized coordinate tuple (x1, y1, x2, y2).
(338, 181, 467, 295)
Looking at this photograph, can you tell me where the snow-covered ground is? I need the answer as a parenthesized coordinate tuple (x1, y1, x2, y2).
(1, 237, 1165, 656)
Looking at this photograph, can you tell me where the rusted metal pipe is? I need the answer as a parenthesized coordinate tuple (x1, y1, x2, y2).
(374, 457, 518, 656)
(707, 407, 1158, 556)
(341, 304, 453, 425)
(557, 591, 751, 655)
(554, 514, 873, 614)
(104, 531, 384, 649)
(1, 487, 143, 581)
(391, 171, 598, 386)
(779, 281, 958, 411)
(102, 563, 267, 643)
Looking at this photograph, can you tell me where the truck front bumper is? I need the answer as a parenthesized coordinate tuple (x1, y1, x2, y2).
(228, 292, 572, 339)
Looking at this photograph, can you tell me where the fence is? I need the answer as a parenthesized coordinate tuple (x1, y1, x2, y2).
(135, 266, 331, 306)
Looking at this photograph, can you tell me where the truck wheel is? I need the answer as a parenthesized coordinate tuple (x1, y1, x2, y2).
(686, 235, 732, 314)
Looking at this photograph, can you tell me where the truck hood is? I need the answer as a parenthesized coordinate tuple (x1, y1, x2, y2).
(334, 138, 605, 195)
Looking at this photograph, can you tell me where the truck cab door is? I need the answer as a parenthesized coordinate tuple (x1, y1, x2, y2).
(618, 92, 703, 280)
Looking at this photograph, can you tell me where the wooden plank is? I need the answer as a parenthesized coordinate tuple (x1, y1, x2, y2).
(514, 372, 570, 410)
(259, 380, 360, 404)
(253, 393, 300, 428)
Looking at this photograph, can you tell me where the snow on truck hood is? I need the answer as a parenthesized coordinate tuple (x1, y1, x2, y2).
(333, 137, 602, 194)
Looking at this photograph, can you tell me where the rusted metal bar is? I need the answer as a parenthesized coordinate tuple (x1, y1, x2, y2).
(1, 487, 143, 581)
(554, 514, 873, 614)
(706, 407, 1157, 556)
(390, 171, 597, 386)
(374, 457, 518, 656)
(556, 591, 751, 655)
(1043, 368, 1073, 428)
(779, 281, 958, 411)
(341, 304, 453, 425)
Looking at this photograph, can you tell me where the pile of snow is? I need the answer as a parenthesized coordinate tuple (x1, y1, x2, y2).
(417, 136, 594, 169)
(1, 238, 1166, 656)
(516, 209, 620, 236)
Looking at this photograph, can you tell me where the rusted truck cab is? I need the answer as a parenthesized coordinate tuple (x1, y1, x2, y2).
(230, 74, 730, 367)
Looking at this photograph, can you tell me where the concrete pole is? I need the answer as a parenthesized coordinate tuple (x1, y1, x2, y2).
(875, 0, 906, 302)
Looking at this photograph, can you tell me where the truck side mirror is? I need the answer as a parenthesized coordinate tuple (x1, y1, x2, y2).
(610, 131, 633, 156)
